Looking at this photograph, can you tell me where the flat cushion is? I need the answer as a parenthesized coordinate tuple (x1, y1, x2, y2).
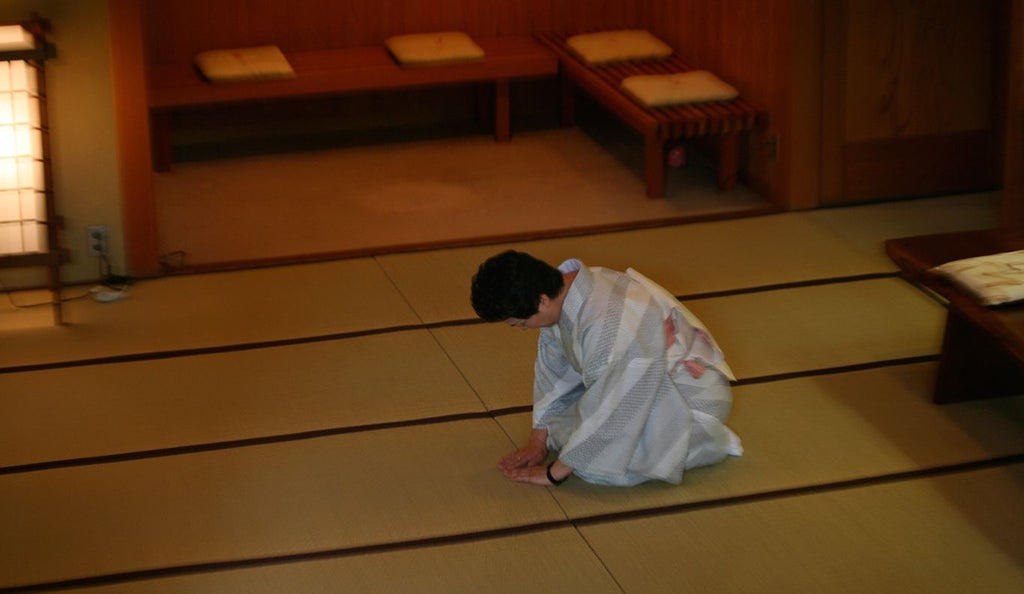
(194, 45, 295, 83)
(565, 29, 673, 65)
(931, 250, 1024, 306)
(620, 70, 739, 107)
(385, 32, 485, 66)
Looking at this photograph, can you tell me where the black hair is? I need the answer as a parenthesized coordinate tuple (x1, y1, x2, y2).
(470, 250, 564, 321)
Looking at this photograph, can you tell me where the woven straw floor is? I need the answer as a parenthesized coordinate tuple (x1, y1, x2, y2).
(2, 193, 1022, 593)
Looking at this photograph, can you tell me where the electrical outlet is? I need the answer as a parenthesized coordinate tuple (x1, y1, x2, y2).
(87, 225, 108, 257)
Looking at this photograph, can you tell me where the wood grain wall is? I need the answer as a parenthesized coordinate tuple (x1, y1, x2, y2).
(843, 1, 993, 142)
(999, 0, 1024, 227)
(821, 0, 999, 204)
(143, 1, 646, 62)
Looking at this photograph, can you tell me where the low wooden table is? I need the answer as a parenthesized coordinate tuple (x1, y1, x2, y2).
(885, 228, 1024, 403)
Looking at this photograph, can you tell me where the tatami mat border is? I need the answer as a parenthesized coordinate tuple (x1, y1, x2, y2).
(729, 354, 940, 386)
(565, 455, 1024, 525)
(152, 205, 785, 276)
(0, 320, 477, 375)
(5, 456, 1020, 594)
(2, 268, 942, 477)
(0, 272, 904, 376)
(678, 272, 898, 300)
(0, 411, 494, 476)
(0, 353, 940, 477)
(1, 354, 941, 477)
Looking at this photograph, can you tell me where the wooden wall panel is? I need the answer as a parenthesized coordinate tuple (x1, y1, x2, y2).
(530, 0, 639, 34)
(998, 0, 1024, 227)
(108, 0, 161, 277)
(822, 0, 999, 204)
(844, 0, 993, 142)
(143, 0, 648, 63)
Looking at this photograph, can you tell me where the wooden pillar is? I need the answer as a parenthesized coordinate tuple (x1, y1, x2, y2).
(644, 133, 665, 198)
(107, 0, 161, 277)
(494, 79, 510, 141)
(999, 0, 1024, 228)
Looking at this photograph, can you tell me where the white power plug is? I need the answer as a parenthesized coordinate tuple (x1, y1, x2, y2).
(90, 286, 125, 303)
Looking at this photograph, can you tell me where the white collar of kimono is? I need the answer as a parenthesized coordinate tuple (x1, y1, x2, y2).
(557, 258, 582, 274)
(558, 258, 590, 322)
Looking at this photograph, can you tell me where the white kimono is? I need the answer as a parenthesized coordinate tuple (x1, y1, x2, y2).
(533, 259, 741, 486)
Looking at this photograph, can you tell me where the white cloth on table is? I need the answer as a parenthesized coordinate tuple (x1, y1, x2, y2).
(931, 250, 1024, 306)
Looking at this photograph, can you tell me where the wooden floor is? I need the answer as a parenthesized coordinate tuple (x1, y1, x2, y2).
(2, 193, 1023, 593)
(152, 118, 773, 270)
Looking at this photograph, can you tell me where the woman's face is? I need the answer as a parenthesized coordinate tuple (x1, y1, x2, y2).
(505, 294, 559, 329)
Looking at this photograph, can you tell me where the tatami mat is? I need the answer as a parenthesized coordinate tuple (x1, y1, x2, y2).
(429, 323, 539, 411)
(689, 277, 944, 379)
(2, 274, 947, 470)
(70, 527, 623, 594)
(0, 194, 989, 367)
(803, 191, 999, 254)
(0, 330, 484, 468)
(0, 258, 420, 369)
(379, 193, 995, 323)
(580, 464, 1024, 593)
(496, 362, 1024, 518)
(0, 419, 565, 589)
(156, 128, 768, 266)
(431, 277, 945, 412)
(8, 362, 1019, 591)
(2, 193, 1019, 592)
(0, 289, 55, 330)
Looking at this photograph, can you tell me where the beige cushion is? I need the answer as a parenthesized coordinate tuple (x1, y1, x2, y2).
(565, 29, 672, 65)
(932, 250, 1024, 305)
(620, 70, 739, 107)
(194, 46, 295, 83)
(385, 32, 485, 66)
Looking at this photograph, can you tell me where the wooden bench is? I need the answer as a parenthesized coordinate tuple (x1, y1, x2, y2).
(536, 33, 766, 198)
(147, 36, 558, 171)
(886, 228, 1024, 403)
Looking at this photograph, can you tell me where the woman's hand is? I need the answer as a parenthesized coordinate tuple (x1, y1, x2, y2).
(501, 464, 552, 485)
(502, 459, 573, 486)
(498, 429, 549, 470)
(683, 359, 706, 378)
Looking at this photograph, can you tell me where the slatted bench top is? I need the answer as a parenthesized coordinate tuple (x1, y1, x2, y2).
(535, 32, 767, 197)
(536, 32, 765, 139)
(149, 36, 557, 110)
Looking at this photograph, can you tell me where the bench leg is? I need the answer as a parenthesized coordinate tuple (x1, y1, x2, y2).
(559, 74, 576, 127)
(717, 132, 740, 191)
(494, 79, 510, 141)
(934, 308, 1024, 403)
(644, 134, 666, 198)
(151, 111, 172, 172)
